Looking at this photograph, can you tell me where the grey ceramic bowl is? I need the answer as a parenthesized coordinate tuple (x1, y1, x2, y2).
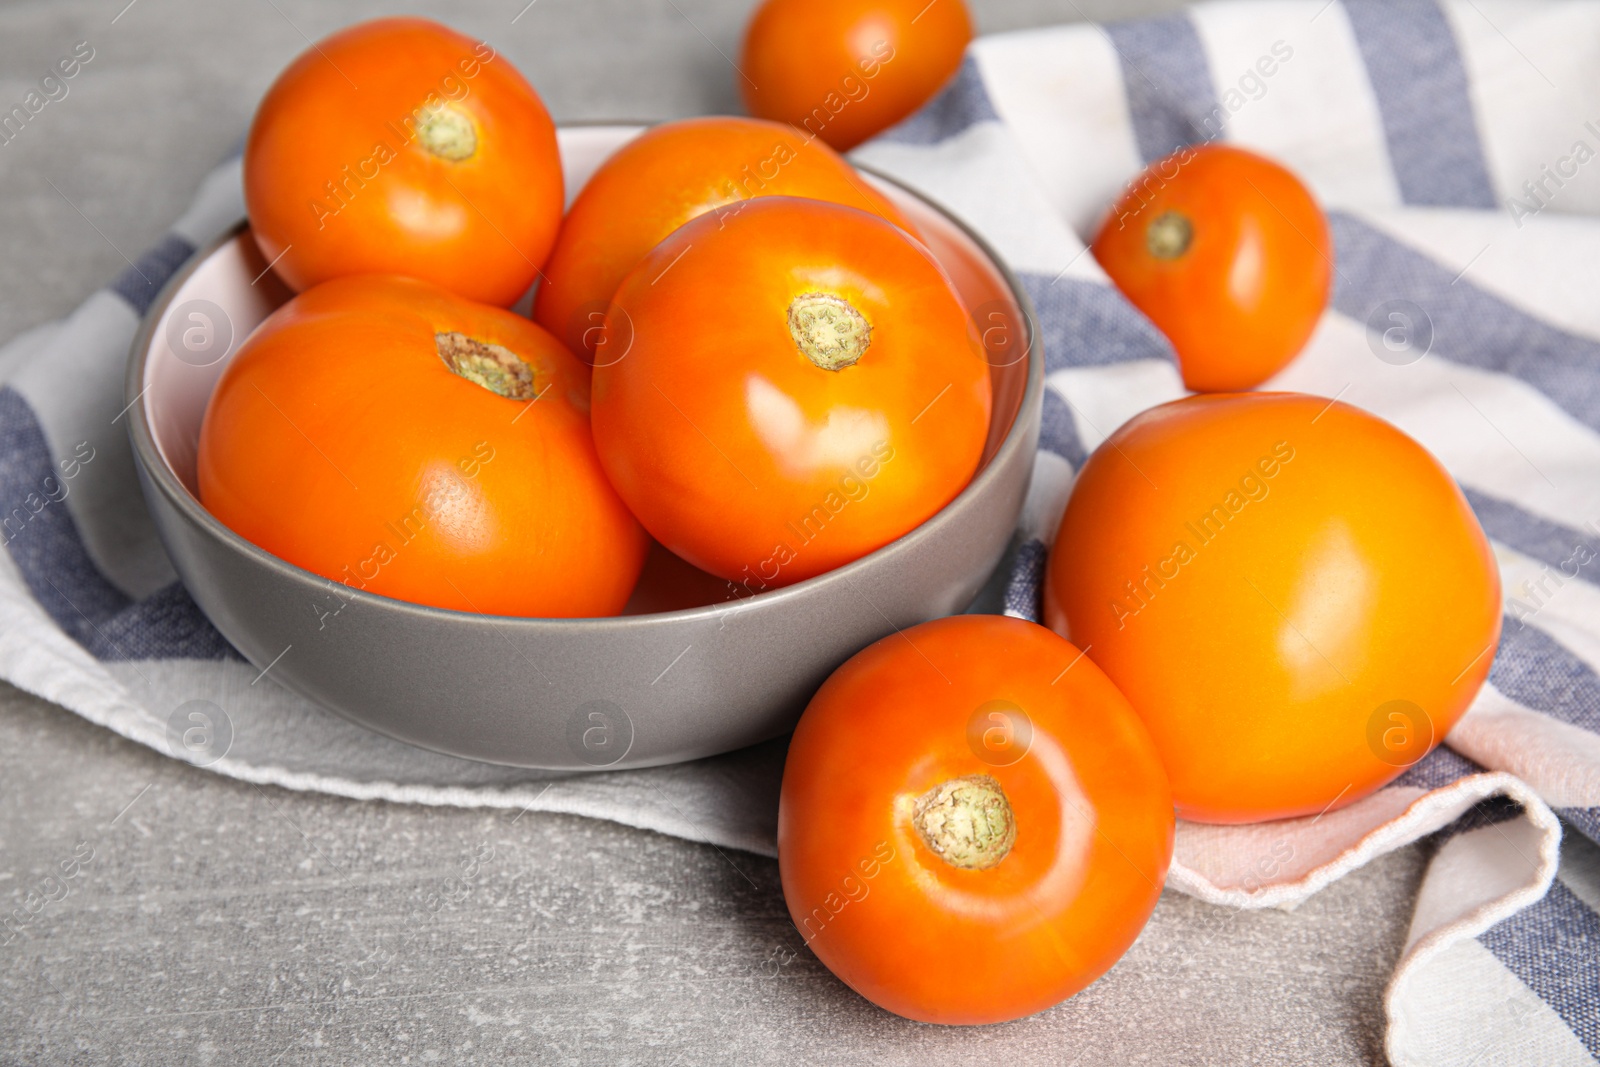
(126, 124, 1043, 771)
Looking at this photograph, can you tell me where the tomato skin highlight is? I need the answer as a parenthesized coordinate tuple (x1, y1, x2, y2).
(740, 0, 974, 152)
(244, 17, 563, 306)
(533, 116, 916, 361)
(590, 195, 990, 590)
(1044, 393, 1502, 823)
(198, 275, 647, 619)
(1091, 144, 1331, 392)
(779, 615, 1174, 1025)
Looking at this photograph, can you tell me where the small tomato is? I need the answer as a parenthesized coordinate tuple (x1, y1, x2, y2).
(740, 0, 974, 151)
(532, 116, 916, 360)
(780, 614, 1174, 1024)
(198, 275, 646, 618)
(1092, 144, 1331, 392)
(244, 17, 563, 306)
(591, 195, 990, 589)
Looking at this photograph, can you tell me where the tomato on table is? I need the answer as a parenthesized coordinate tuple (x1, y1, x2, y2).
(532, 116, 916, 361)
(1045, 392, 1502, 823)
(198, 275, 647, 618)
(1092, 144, 1331, 392)
(779, 614, 1174, 1024)
(244, 17, 563, 306)
(740, 0, 973, 152)
(590, 195, 990, 590)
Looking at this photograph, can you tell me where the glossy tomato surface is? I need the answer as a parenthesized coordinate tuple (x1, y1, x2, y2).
(1045, 393, 1502, 823)
(198, 275, 646, 618)
(244, 17, 562, 306)
(532, 116, 915, 360)
(740, 0, 973, 152)
(1092, 144, 1330, 392)
(779, 614, 1174, 1024)
(591, 195, 991, 590)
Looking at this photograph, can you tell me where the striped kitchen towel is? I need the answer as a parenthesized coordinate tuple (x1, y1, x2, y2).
(0, 2, 1597, 1062)
(851, 1, 1600, 1061)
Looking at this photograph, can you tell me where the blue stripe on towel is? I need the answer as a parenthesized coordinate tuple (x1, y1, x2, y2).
(1490, 618, 1600, 734)
(1018, 273, 1177, 373)
(1330, 211, 1600, 435)
(1003, 537, 1048, 622)
(1480, 879, 1600, 1057)
(1341, 0, 1498, 209)
(875, 56, 1000, 145)
(0, 387, 233, 661)
(1105, 13, 1219, 164)
(1464, 487, 1600, 584)
(1394, 744, 1483, 790)
(1562, 807, 1600, 846)
(1039, 387, 1089, 468)
(109, 233, 196, 318)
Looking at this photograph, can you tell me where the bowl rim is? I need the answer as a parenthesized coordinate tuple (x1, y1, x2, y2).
(124, 145, 1044, 633)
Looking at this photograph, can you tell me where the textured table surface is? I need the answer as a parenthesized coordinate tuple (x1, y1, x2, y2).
(1, 1, 1422, 1063)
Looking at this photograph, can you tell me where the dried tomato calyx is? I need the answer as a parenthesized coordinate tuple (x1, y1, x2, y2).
(436, 332, 538, 400)
(912, 774, 1016, 870)
(1146, 210, 1194, 260)
(787, 292, 870, 371)
(417, 104, 478, 162)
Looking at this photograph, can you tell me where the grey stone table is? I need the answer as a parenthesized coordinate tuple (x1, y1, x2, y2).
(0, 1, 1421, 1062)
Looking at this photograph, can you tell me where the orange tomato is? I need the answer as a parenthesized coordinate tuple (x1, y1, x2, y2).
(198, 274, 647, 618)
(1044, 393, 1501, 823)
(1092, 144, 1331, 392)
(244, 17, 562, 307)
(590, 195, 990, 590)
(779, 614, 1174, 1024)
(740, 0, 973, 152)
(532, 116, 916, 360)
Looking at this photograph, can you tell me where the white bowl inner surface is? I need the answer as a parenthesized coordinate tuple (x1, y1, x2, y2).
(140, 125, 1031, 613)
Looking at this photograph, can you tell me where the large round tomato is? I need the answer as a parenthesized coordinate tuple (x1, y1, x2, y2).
(532, 116, 915, 360)
(740, 0, 973, 152)
(1044, 393, 1502, 823)
(198, 275, 647, 617)
(1092, 144, 1330, 392)
(244, 17, 562, 307)
(591, 195, 990, 590)
(780, 614, 1174, 1024)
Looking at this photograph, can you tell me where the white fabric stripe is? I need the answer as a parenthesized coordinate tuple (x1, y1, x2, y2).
(1442, 0, 1600, 219)
(1188, 0, 1402, 206)
(1388, 937, 1594, 1067)
(1450, 683, 1600, 810)
(1015, 449, 1074, 544)
(1350, 205, 1600, 354)
(1398, 809, 1561, 955)
(169, 156, 246, 249)
(8, 290, 174, 598)
(1045, 359, 1187, 454)
(852, 120, 1094, 279)
(1496, 543, 1600, 676)
(1170, 773, 1557, 909)
(969, 24, 1144, 238)
(1269, 312, 1600, 535)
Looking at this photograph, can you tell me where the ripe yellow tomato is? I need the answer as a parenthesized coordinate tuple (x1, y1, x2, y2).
(532, 116, 915, 361)
(244, 17, 563, 306)
(199, 275, 646, 618)
(590, 196, 991, 589)
(1092, 145, 1331, 392)
(740, 0, 974, 151)
(1045, 393, 1501, 823)
(781, 615, 1173, 1023)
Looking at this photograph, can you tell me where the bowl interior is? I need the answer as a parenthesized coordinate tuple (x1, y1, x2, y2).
(140, 125, 1033, 615)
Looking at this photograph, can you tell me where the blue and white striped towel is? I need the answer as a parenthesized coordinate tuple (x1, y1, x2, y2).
(1, 2, 1597, 1061)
